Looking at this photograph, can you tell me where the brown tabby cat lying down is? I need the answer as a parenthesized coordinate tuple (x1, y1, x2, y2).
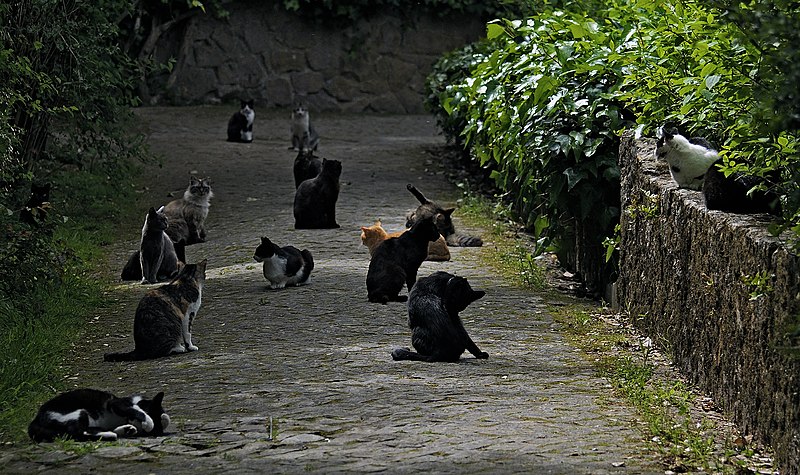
(360, 220, 450, 262)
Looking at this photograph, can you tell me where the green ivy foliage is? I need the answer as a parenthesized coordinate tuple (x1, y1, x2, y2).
(426, 0, 800, 269)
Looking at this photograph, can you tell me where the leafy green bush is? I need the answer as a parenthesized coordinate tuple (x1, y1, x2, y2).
(0, 0, 151, 441)
(426, 13, 638, 286)
(426, 0, 800, 288)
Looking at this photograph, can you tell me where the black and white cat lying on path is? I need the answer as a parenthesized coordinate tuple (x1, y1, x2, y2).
(28, 389, 169, 442)
(253, 237, 314, 289)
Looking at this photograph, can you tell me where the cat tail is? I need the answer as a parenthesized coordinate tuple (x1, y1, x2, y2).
(301, 249, 314, 272)
(406, 184, 429, 204)
(446, 233, 483, 247)
(391, 347, 433, 362)
(103, 350, 144, 362)
(174, 239, 187, 264)
(121, 251, 142, 281)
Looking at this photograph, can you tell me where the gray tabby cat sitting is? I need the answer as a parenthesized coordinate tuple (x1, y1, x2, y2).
(289, 103, 320, 152)
(106, 260, 207, 361)
(163, 176, 213, 245)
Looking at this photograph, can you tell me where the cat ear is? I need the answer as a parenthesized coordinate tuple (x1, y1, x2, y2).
(196, 259, 208, 273)
(470, 290, 486, 302)
(152, 392, 164, 405)
(444, 208, 455, 216)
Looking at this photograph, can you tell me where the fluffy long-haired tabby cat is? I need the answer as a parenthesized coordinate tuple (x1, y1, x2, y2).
(655, 126, 719, 190)
(290, 103, 320, 152)
(392, 271, 488, 363)
(360, 219, 450, 262)
(293, 150, 322, 188)
(405, 184, 482, 247)
(253, 237, 314, 289)
(120, 207, 181, 284)
(163, 176, 213, 245)
(227, 100, 255, 143)
(28, 389, 169, 442)
(293, 158, 341, 229)
(105, 260, 207, 361)
(366, 217, 440, 304)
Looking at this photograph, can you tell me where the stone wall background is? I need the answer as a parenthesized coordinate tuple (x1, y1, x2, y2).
(143, 3, 485, 112)
(616, 131, 800, 473)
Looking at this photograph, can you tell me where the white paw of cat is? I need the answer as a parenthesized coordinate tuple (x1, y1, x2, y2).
(141, 415, 154, 432)
(114, 424, 138, 437)
(92, 431, 119, 441)
(161, 413, 171, 430)
(187, 344, 199, 351)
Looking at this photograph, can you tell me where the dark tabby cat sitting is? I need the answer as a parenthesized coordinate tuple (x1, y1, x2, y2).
(28, 389, 169, 442)
(392, 271, 487, 363)
(19, 182, 51, 227)
(121, 207, 182, 284)
(294, 158, 342, 229)
(163, 176, 213, 245)
(106, 260, 207, 361)
(293, 150, 322, 188)
(253, 237, 314, 289)
(366, 217, 440, 304)
(405, 184, 483, 247)
(227, 100, 255, 143)
(703, 159, 781, 214)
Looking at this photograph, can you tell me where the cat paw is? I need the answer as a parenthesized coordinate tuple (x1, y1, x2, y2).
(94, 431, 119, 441)
(114, 424, 138, 437)
(187, 344, 199, 351)
(476, 352, 489, 359)
(161, 413, 171, 430)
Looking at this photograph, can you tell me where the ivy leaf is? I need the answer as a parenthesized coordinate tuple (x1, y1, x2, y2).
(705, 74, 720, 90)
(487, 23, 505, 40)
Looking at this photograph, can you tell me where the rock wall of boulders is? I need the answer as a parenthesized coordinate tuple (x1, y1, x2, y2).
(616, 131, 800, 473)
(143, 3, 485, 112)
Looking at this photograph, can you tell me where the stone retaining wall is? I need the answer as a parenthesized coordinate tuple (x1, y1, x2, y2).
(145, 3, 484, 112)
(616, 131, 800, 473)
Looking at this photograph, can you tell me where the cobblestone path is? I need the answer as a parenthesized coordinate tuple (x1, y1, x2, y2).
(3, 107, 661, 474)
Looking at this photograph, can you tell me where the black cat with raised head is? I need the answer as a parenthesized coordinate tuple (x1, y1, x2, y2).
(293, 158, 341, 229)
(366, 217, 440, 304)
(391, 271, 487, 363)
(293, 150, 322, 188)
(405, 184, 482, 247)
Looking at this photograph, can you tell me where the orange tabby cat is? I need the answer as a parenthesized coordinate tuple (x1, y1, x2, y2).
(360, 220, 450, 262)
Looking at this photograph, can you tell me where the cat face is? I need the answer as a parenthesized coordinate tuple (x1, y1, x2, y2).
(146, 207, 168, 232)
(360, 221, 389, 247)
(292, 104, 308, 120)
(444, 275, 485, 314)
(254, 237, 277, 261)
(655, 126, 679, 160)
(240, 100, 254, 113)
(134, 392, 169, 435)
(188, 177, 212, 197)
